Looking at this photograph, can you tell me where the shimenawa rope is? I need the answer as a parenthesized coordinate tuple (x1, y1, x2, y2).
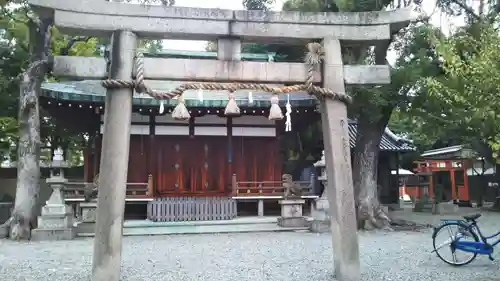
(100, 42, 352, 120)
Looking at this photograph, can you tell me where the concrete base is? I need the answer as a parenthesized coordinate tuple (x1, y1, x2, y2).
(309, 195, 331, 233)
(278, 199, 307, 228)
(77, 217, 309, 237)
(413, 201, 433, 212)
(310, 219, 330, 233)
(34, 202, 75, 241)
(31, 227, 76, 241)
(277, 216, 308, 228)
(432, 202, 459, 214)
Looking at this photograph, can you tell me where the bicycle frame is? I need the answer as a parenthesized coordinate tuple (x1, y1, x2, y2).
(455, 220, 500, 258)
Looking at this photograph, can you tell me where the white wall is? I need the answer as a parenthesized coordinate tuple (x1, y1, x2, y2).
(100, 113, 276, 137)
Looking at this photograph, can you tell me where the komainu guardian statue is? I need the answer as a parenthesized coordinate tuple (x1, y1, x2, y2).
(282, 174, 303, 199)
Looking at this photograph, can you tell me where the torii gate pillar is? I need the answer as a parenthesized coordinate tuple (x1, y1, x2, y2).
(320, 37, 360, 281)
(91, 30, 136, 281)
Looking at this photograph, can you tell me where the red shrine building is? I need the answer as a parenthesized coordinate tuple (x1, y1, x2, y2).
(39, 50, 414, 221)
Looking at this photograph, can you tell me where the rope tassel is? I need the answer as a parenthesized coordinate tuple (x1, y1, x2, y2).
(159, 101, 165, 114)
(171, 95, 190, 121)
(268, 94, 283, 120)
(285, 94, 292, 132)
(101, 45, 354, 115)
(224, 92, 240, 116)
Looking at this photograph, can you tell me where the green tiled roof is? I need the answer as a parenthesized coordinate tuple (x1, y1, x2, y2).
(41, 81, 318, 108)
(144, 49, 276, 61)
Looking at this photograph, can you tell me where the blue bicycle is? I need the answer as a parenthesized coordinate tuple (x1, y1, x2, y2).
(432, 213, 499, 266)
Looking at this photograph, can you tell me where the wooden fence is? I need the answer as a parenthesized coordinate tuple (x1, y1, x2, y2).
(148, 196, 237, 222)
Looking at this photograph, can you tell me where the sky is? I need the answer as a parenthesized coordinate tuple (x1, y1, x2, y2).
(162, 0, 286, 51)
(161, 0, 461, 53)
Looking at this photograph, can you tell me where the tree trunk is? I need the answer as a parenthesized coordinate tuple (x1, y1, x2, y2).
(0, 17, 51, 240)
(8, 62, 46, 240)
(352, 110, 392, 230)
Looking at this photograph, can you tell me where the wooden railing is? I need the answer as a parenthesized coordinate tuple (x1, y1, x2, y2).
(231, 174, 314, 197)
(63, 174, 154, 201)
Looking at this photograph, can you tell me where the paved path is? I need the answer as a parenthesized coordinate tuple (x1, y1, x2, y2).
(0, 209, 499, 281)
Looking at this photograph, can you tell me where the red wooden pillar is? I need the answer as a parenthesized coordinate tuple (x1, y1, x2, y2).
(148, 113, 156, 197)
(462, 160, 470, 201)
(226, 117, 233, 194)
(450, 168, 457, 201)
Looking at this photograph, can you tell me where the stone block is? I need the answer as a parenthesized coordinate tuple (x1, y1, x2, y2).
(76, 221, 95, 234)
(413, 201, 433, 212)
(80, 202, 97, 223)
(432, 202, 459, 214)
(310, 195, 331, 233)
(31, 227, 75, 241)
(279, 199, 305, 218)
(277, 216, 308, 228)
(310, 220, 330, 233)
(37, 214, 73, 229)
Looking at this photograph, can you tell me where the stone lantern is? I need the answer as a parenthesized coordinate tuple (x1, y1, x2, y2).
(310, 151, 331, 232)
(31, 147, 75, 240)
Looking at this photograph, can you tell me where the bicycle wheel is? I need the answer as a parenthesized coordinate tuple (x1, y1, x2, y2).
(432, 222, 479, 266)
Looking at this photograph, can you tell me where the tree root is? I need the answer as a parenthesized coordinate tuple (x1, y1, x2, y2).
(357, 199, 391, 230)
(0, 217, 13, 239)
(0, 216, 33, 240)
(389, 218, 433, 231)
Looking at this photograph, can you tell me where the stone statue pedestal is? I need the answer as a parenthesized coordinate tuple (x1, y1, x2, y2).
(32, 176, 75, 241)
(310, 191, 331, 233)
(277, 199, 308, 227)
(76, 201, 98, 234)
(310, 154, 331, 233)
(81, 202, 98, 222)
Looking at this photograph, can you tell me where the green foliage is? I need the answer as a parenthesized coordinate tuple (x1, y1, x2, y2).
(50, 28, 99, 56)
(282, 0, 335, 11)
(0, 5, 101, 160)
(0, 0, 168, 162)
(423, 23, 500, 161)
(243, 0, 275, 10)
(142, 40, 163, 54)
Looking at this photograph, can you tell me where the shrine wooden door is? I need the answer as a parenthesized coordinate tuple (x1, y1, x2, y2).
(155, 136, 227, 196)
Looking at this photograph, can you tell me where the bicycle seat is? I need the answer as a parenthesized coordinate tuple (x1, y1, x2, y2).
(463, 213, 481, 221)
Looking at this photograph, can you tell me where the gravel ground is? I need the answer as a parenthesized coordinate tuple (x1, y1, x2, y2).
(0, 211, 499, 281)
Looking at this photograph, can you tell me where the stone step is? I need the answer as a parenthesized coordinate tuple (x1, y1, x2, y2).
(123, 217, 280, 228)
(78, 223, 309, 237)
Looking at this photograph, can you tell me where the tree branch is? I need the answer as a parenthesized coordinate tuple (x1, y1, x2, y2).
(60, 36, 92, 56)
(448, 0, 481, 21)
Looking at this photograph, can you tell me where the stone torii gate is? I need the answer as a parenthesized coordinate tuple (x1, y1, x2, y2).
(28, 0, 418, 280)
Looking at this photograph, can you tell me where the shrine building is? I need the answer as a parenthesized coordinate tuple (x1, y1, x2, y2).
(39, 49, 415, 221)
